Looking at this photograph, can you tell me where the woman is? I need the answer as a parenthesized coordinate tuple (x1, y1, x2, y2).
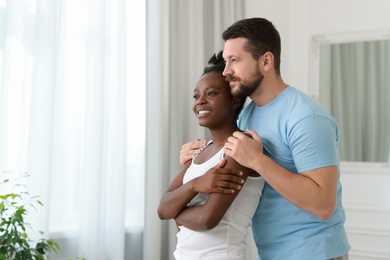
(157, 51, 264, 260)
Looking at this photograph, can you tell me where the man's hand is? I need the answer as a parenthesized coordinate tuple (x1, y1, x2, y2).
(180, 139, 207, 165)
(191, 158, 245, 194)
(224, 129, 264, 170)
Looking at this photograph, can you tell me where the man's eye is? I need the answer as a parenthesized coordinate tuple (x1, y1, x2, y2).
(207, 91, 216, 96)
(193, 94, 199, 100)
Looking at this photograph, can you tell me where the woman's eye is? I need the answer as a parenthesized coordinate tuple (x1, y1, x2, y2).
(193, 94, 199, 100)
(207, 91, 216, 96)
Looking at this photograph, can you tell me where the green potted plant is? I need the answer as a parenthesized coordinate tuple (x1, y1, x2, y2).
(0, 172, 60, 260)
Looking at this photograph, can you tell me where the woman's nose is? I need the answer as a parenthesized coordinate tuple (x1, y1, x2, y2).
(196, 95, 207, 105)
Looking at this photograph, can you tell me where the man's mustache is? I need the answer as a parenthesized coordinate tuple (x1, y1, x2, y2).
(225, 75, 237, 82)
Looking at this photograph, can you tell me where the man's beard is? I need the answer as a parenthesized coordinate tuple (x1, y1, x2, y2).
(228, 69, 264, 98)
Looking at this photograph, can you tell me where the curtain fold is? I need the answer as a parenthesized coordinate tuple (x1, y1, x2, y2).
(78, 0, 127, 258)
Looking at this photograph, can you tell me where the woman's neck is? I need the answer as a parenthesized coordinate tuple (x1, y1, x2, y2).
(209, 125, 241, 147)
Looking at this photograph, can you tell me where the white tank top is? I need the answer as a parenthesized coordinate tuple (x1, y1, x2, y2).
(174, 145, 264, 260)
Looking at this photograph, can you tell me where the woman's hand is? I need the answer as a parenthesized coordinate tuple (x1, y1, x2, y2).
(191, 158, 245, 194)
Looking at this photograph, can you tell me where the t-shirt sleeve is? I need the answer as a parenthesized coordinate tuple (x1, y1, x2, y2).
(289, 115, 339, 173)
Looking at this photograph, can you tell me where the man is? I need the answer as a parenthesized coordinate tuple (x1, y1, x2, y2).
(180, 18, 350, 260)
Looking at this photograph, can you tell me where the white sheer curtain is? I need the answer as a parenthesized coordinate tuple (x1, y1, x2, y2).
(319, 40, 390, 163)
(2, 0, 254, 259)
(145, 1, 248, 259)
(0, 0, 145, 259)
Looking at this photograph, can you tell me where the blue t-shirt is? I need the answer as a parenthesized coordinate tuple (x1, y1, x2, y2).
(238, 86, 350, 260)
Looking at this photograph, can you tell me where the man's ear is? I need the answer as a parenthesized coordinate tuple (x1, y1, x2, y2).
(260, 51, 274, 72)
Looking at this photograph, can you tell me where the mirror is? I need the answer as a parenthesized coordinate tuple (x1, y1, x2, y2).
(311, 31, 390, 163)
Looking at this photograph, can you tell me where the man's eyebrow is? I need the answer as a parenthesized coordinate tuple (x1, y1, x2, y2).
(224, 54, 236, 60)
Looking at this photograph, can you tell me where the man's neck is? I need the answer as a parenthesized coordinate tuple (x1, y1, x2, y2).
(250, 76, 287, 107)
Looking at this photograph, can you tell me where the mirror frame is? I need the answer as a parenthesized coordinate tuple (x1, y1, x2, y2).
(309, 28, 390, 166)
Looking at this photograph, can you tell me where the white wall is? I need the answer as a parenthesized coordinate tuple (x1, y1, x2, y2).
(341, 162, 390, 260)
(244, 1, 390, 259)
(245, 0, 390, 93)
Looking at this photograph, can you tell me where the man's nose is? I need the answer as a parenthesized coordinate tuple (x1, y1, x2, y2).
(222, 64, 231, 77)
